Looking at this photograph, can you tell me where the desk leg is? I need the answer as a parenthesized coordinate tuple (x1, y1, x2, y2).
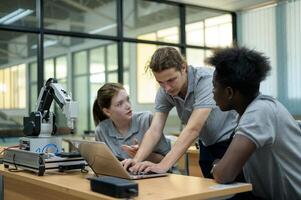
(0, 175, 3, 200)
(187, 153, 203, 177)
(185, 153, 189, 175)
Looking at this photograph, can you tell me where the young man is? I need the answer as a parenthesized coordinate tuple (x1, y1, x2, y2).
(208, 47, 301, 199)
(122, 47, 239, 178)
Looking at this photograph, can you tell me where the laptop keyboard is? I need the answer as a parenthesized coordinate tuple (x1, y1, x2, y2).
(128, 171, 157, 176)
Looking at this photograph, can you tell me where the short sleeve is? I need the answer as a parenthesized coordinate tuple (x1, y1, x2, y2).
(154, 87, 174, 113)
(235, 102, 276, 148)
(193, 75, 215, 109)
(94, 125, 105, 142)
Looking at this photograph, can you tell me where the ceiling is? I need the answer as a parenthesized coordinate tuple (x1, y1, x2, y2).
(168, 0, 282, 12)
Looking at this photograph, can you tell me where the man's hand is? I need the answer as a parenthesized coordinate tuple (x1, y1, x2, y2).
(121, 158, 137, 170)
(129, 161, 169, 174)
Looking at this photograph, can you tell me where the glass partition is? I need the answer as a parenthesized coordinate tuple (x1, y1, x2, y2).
(44, 0, 117, 36)
(0, 0, 235, 140)
(0, 0, 36, 27)
(186, 6, 233, 48)
(0, 30, 37, 137)
(71, 39, 118, 134)
(124, 0, 180, 44)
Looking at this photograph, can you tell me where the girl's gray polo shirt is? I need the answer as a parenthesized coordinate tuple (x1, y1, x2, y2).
(95, 111, 171, 159)
(155, 66, 238, 146)
(235, 94, 301, 199)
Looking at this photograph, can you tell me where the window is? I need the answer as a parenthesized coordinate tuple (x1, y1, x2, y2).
(186, 14, 232, 48)
(124, 0, 180, 43)
(44, 0, 117, 36)
(135, 11, 233, 103)
(186, 21, 204, 46)
(185, 7, 232, 70)
(0, 29, 37, 111)
(0, 1, 36, 27)
(28, 62, 37, 111)
(186, 48, 212, 67)
(0, 0, 235, 137)
(137, 44, 159, 104)
(205, 14, 233, 47)
(0, 64, 25, 109)
(73, 42, 118, 133)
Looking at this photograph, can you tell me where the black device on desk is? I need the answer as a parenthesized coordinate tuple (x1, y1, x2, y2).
(89, 176, 138, 198)
(57, 151, 82, 158)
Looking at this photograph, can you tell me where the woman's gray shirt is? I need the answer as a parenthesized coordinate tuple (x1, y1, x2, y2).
(236, 94, 301, 199)
(95, 111, 171, 159)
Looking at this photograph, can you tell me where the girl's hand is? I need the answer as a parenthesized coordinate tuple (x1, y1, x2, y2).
(121, 138, 139, 158)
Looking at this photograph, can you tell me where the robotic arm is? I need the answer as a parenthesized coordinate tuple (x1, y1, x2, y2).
(24, 78, 78, 136)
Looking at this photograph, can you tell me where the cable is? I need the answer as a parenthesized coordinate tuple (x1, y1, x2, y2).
(81, 168, 89, 173)
(0, 145, 20, 155)
(8, 153, 19, 172)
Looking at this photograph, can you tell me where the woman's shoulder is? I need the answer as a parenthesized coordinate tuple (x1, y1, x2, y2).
(242, 95, 279, 122)
(96, 118, 114, 130)
(248, 94, 278, 112)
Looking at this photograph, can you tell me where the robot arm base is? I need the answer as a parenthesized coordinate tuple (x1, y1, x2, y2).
(23, 112, 56, 137)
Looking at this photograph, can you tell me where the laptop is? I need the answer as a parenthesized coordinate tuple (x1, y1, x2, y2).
(71, 140, 168, 180)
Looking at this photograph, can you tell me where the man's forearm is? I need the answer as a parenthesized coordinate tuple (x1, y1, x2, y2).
(134, 130, 161, 162)
(159, 127, 200, 169)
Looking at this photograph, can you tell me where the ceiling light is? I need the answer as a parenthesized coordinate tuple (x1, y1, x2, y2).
(89, 24, 117, 34)
(31, 40, 58, 49)
(0, 8, 33, 25)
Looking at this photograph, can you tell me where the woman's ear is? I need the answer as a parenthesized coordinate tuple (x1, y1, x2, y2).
(102, 108, 111, 118)
(181, 63, 187, 73)
(225, 86, 235, 100)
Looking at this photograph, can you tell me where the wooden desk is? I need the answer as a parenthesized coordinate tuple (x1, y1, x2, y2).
(0, 165, 251, 200)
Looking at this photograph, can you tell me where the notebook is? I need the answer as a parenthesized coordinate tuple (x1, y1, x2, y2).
(72, 140, 168, 180)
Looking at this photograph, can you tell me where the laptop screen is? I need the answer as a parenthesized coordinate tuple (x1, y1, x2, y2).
(77, 141, 131, 179)
(67, 140, 168, 180)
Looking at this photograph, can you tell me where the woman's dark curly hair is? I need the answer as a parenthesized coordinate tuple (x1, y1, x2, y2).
(207, 47, 271, 97)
